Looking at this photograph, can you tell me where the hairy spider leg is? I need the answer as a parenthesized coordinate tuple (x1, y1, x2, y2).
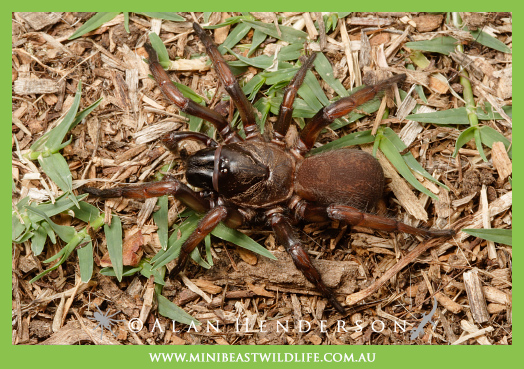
(145, 43, 242, 144)
(162, 131, 218, 153)
(272, 53, 317, 142)
(171, 205, 244, 276)
(295, 201, 455, 238)
(270, 213, 345, 314)
(295, 74, 407, 156)
(192, 23, 260, 140)
(83, 178, 210, 214)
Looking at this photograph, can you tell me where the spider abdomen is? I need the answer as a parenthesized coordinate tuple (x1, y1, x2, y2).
(294, 149, 384, 212)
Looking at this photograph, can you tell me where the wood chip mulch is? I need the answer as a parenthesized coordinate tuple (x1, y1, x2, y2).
(12, 12, 512, 345)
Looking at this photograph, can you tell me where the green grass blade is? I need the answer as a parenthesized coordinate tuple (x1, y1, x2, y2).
(379, 135, 438, 200)
(68, 12, 120, 40)
(38, 153, 74, 202)
(452, 126, 477, 157)
(463, 228, 512, 246)
(242, 20, 308, 44)
(242, 74, 266, 99)
(204, 15, 252, 29)
(382, 127, 448, 190)
(123, 12, 130, 33)
(470, 30, 511, 53)
(72, 201, 101, 223)
(173, 82, 204, 103)
(218, 22, 252, 54)
(140, 261, 166, 286)
(24, 193, 88, 223)
(190, 247, 212, 269)
(149, 33, 170, 69)
(25, 207, 76, 242)
(152, 214, 200, 268)
(139, 12, 185, 22)
(406, 104, 511, 125)
(303, 71, 329, 106)
(474, 127, 488, 162)
(100, 266, 143, 278)
(31, 224, 48, 256)
(77, 239, 94, 282)
(157, 294, 200, 325)
(310, 130, 374, 155)
(34, 82, 82, 151)
(211, 223, 277, 260)
(248, 28, 267, 56)
(405, 37, 458, 55)
(104, 215, 123, 282)
(153, 196, 169, 250)
(313, 53, 348, 97)
(479, 125, 512, 159)
(70, 97, 103, 131)
(205, 234, 213, 266)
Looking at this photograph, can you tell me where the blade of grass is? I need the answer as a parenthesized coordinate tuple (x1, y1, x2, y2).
(405, 36, 458, 55)
(104, 215, 123, 282)
(211, 223, 277, 260)
(139, 12, 185, 22)
(68, 12, 120, 40)
(157, 294, 200, 325)
(242, 20, 308, 44)
(469, 30, 511, 53)
(310, 130, 374, 155)
(378, 133, 438, 200)
(463, 228, 512, 246)
(77, 239, 94, 282)
(153, 195, 169, 249)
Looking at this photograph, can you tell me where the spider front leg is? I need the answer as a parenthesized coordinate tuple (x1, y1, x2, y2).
(294, 74, 406, 156)
(83, 177, 210, 214)
(272, 53, 317, 143)
(171, 205, 244, 276)
(145, 44, 242, 144)
(269, 213, 345, 314)
(192, 23, 260, 140)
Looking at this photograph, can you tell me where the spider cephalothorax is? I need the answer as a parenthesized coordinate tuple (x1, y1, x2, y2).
(85, 23, 454, 313)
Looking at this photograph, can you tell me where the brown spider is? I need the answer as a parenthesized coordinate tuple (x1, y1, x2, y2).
(85, 23, 454, 313)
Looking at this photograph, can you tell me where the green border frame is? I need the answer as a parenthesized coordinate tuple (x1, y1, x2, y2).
(7, 4, 517, 369)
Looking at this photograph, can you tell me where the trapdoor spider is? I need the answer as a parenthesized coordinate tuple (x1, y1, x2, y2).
(85, 23, 454, 314)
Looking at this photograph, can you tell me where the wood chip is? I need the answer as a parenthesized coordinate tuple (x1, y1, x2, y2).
(480, 185, 497, 260)
(236, 247, 258, 265)
(246, 282, 274, 298)
(428, 75, 449, 94)
(482, 286, 510, 305)
(435, 292, 462, 314)
(192, 279, 223, 295)
(17, 12, 63, 30)
(413, 14, 444, 32)
(463, 269, 489, 323)
(168, 57, 210, 72)
(491, 141, 512, 180)
(13, 78, 59, 95)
